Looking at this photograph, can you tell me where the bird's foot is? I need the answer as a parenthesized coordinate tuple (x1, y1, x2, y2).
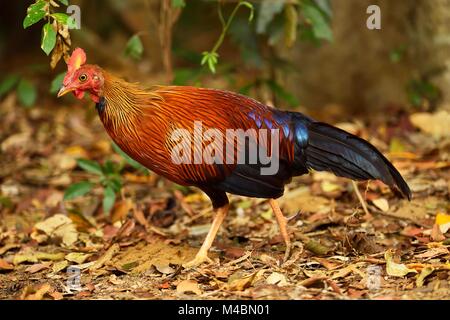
(283, 242, 292, 263)
(182, 251, 214, 268)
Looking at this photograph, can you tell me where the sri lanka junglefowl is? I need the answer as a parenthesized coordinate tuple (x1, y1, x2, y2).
(58, 48, 411, 267)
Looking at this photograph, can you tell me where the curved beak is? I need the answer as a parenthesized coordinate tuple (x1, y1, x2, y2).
(57, 85, 74, 98)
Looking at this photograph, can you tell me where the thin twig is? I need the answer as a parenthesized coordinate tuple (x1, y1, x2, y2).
(352, 180, 370, 216)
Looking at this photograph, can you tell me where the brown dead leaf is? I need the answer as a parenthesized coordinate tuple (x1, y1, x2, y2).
(299, 276, 326, 287)
(22, 284, 52, 300)
(89, 243, 120, 271)
(372, 198, 389, 212)
(13, 251, 65, 265)
(415, 247, 449, 260)
(410, 111, 450, 139)
(227, 270, 265, 291)
(331, 265, 354, 279)
(431, 223, 446, 242)
(67, 211, 96, 231)
(0, 259, 14, 271)
(25, 262, 52, 274)
(416, 266, 434, 287)
(279, 187, 330, 214)
(313, 257, 343, 270)
(111, 199, 133, 223)
(385, 249, 417, 277)
(176, 279, 202, 295)
(49, 291, 64, 300)
(34, 214, 78, 247)
(174, 189, 195, 216)
(65, 252, 92, 264)
(154, 263, 176, 274)
(266, 272, 288, 286)
(52, 260, 69, 273)
(133, 207, 149, 228)
(0, 243, 20, 255)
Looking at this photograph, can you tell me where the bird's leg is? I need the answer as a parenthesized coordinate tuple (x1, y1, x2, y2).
(269, 198, 291, 262)
(183, 204, 229, 268)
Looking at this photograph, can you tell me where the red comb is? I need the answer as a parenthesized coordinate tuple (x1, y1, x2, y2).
(67, 48, 86, 73)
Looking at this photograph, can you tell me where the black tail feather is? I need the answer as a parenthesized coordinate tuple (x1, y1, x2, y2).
(304, 122, 411, 200)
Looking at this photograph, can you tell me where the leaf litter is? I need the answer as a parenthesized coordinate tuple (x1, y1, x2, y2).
(0, 98, 449, 300)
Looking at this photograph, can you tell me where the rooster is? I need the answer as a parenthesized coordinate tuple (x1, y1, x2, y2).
(58, 48, 411, 267)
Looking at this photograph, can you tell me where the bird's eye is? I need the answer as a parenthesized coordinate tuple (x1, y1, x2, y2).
(78, 74, 88, 82)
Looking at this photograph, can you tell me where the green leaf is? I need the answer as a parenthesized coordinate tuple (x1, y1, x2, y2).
(77, 159, 104, 176)
(50, 72, 66, 94)
(64, 181, 93, 200)
(313, 0, 332, 18)
(17, 79, 37, 107)
(171, 0, 185, 8)
(23, 0, 47, 29)
(124, 35, 144, 60)
(51, 13, 69, 24)
(105, 177, 122, 193)
(256, 0, 284, 34)
(103, 160, 116, 175)
(302, 3, 333, 42)
(41, 22, 57, 55)
(58, 0, 69, 5)
(0, 74, 20, 98)
(201, 52, 219, 74)
(112, 142, 148, 172)
(102, 186, 116, 214)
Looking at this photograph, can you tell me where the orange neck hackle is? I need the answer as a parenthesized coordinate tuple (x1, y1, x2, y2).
(99, 71, 164, 132)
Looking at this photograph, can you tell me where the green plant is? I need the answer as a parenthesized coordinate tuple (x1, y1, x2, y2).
(0, 74, 37, 107)
(201, 1, 254, 74)
(64, 159, 123, 214)
(23, 0, 76, 69)
(407, 78, 441, 109)
(63, 143, 149, 214)
(124, 35, 144, 61)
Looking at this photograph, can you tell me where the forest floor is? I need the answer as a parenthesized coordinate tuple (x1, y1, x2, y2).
(0, 94, 449, 300)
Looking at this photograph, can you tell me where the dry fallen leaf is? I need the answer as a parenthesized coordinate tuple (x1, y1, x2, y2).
(431, 223, 446, 242)
(266, 272, 288, 286)
(25, 262, 52, 274)
(176, 280, 202, 295)
(385, 249, 417, 277)
(416, 266, 434, 287)
(0, 259, 14, 271)
(372, 198, 389, 212)
(111, 199, 133, 223)
(22, 284, 52, 300)
(278, 187, 330, 214)
(410, 110, 450, 139)
(65, 252, 92, 264)
(227, 270, 265, 291)
(435, 212, 450, 234)
(52, 260, 69, 273)
(89, 243, 120, 271)
(13, 251, 65, 265)
(154, 263, 176, 274)
(34, 214, 78, 247)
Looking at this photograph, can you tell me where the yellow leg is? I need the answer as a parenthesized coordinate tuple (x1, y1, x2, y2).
(269, 199, 291, 262)
(183, 204, 229, 268)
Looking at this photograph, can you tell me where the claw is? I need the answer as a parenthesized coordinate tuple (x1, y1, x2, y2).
(182, 251, 214, 268)
(283, 243, 292, 263)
